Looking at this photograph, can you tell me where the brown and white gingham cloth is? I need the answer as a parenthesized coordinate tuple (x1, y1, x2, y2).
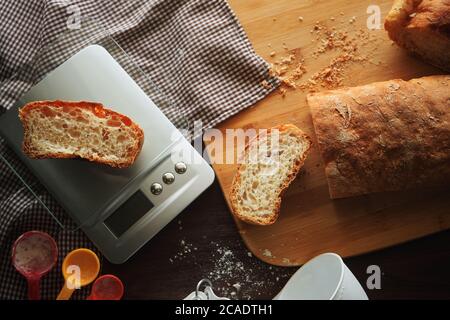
(0, 0, 278, 299)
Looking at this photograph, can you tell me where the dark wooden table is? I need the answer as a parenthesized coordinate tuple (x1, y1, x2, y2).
(104, 179, 450, 300)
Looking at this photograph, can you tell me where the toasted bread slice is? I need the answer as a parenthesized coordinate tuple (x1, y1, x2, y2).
(19, 100, 144, 168)
(230, 124, 312, 226)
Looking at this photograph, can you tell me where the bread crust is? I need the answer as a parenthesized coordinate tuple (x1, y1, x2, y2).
(385, 0, 450, 72)
(308, 75, 450, 199)
(229, 124, 312, 226)
(19, 100, 144, 168)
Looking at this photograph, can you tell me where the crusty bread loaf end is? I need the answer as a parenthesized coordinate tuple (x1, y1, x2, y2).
(385, 0, 450, 72)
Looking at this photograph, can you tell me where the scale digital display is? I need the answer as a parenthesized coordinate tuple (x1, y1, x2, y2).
(104, 190, 154, 238)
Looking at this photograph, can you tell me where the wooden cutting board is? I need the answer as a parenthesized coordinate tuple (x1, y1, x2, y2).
(205, 0, 450, 266)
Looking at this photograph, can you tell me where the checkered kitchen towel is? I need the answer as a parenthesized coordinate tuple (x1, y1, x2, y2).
(0, 0, 277, 299)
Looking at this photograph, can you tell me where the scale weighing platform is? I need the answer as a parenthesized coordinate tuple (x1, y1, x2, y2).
(0, 44, 215, 264)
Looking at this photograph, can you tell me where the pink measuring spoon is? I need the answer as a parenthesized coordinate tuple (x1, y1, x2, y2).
(11, 231, 58, 300)
(88, 275, 124, 300)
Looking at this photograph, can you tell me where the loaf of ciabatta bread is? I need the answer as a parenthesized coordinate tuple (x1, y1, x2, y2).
(308, 75, 450, 199)
(230, 124, 312, 226)
(19, 101, 144, 168)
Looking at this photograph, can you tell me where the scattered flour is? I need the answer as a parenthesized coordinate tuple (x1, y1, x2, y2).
(207, 243, 268, 299)
(169, 239, 194, 262)
(170, 239, 292, 300)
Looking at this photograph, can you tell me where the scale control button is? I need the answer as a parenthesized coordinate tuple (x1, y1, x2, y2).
(175, 162, 187, 174)
(150, 183, 163, 195)
(162, 173, 175, 185)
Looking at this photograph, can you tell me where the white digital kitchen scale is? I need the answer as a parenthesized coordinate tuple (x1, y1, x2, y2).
(0, 44, 215, 264)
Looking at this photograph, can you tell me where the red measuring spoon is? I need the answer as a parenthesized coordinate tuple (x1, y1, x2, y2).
(11, 231, 58, 300)
(88, 275, 124, 300)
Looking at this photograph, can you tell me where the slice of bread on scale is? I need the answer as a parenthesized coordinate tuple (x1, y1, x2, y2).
(230, 124, 312, 226)
(19, 100, 144, 168)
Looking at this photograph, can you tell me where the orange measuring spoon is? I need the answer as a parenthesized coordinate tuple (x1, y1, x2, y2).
(56, 248, 100, 300)
(87, 275, 124, 300)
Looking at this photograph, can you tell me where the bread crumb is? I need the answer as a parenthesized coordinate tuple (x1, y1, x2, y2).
(265, 19, 381, 94)
(298, 16, 304, 22)
(268, 49, 306, 94)
(270, 51, 276, 57)
(261, 80, 272, 90)
(262, 249, 273, 258)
